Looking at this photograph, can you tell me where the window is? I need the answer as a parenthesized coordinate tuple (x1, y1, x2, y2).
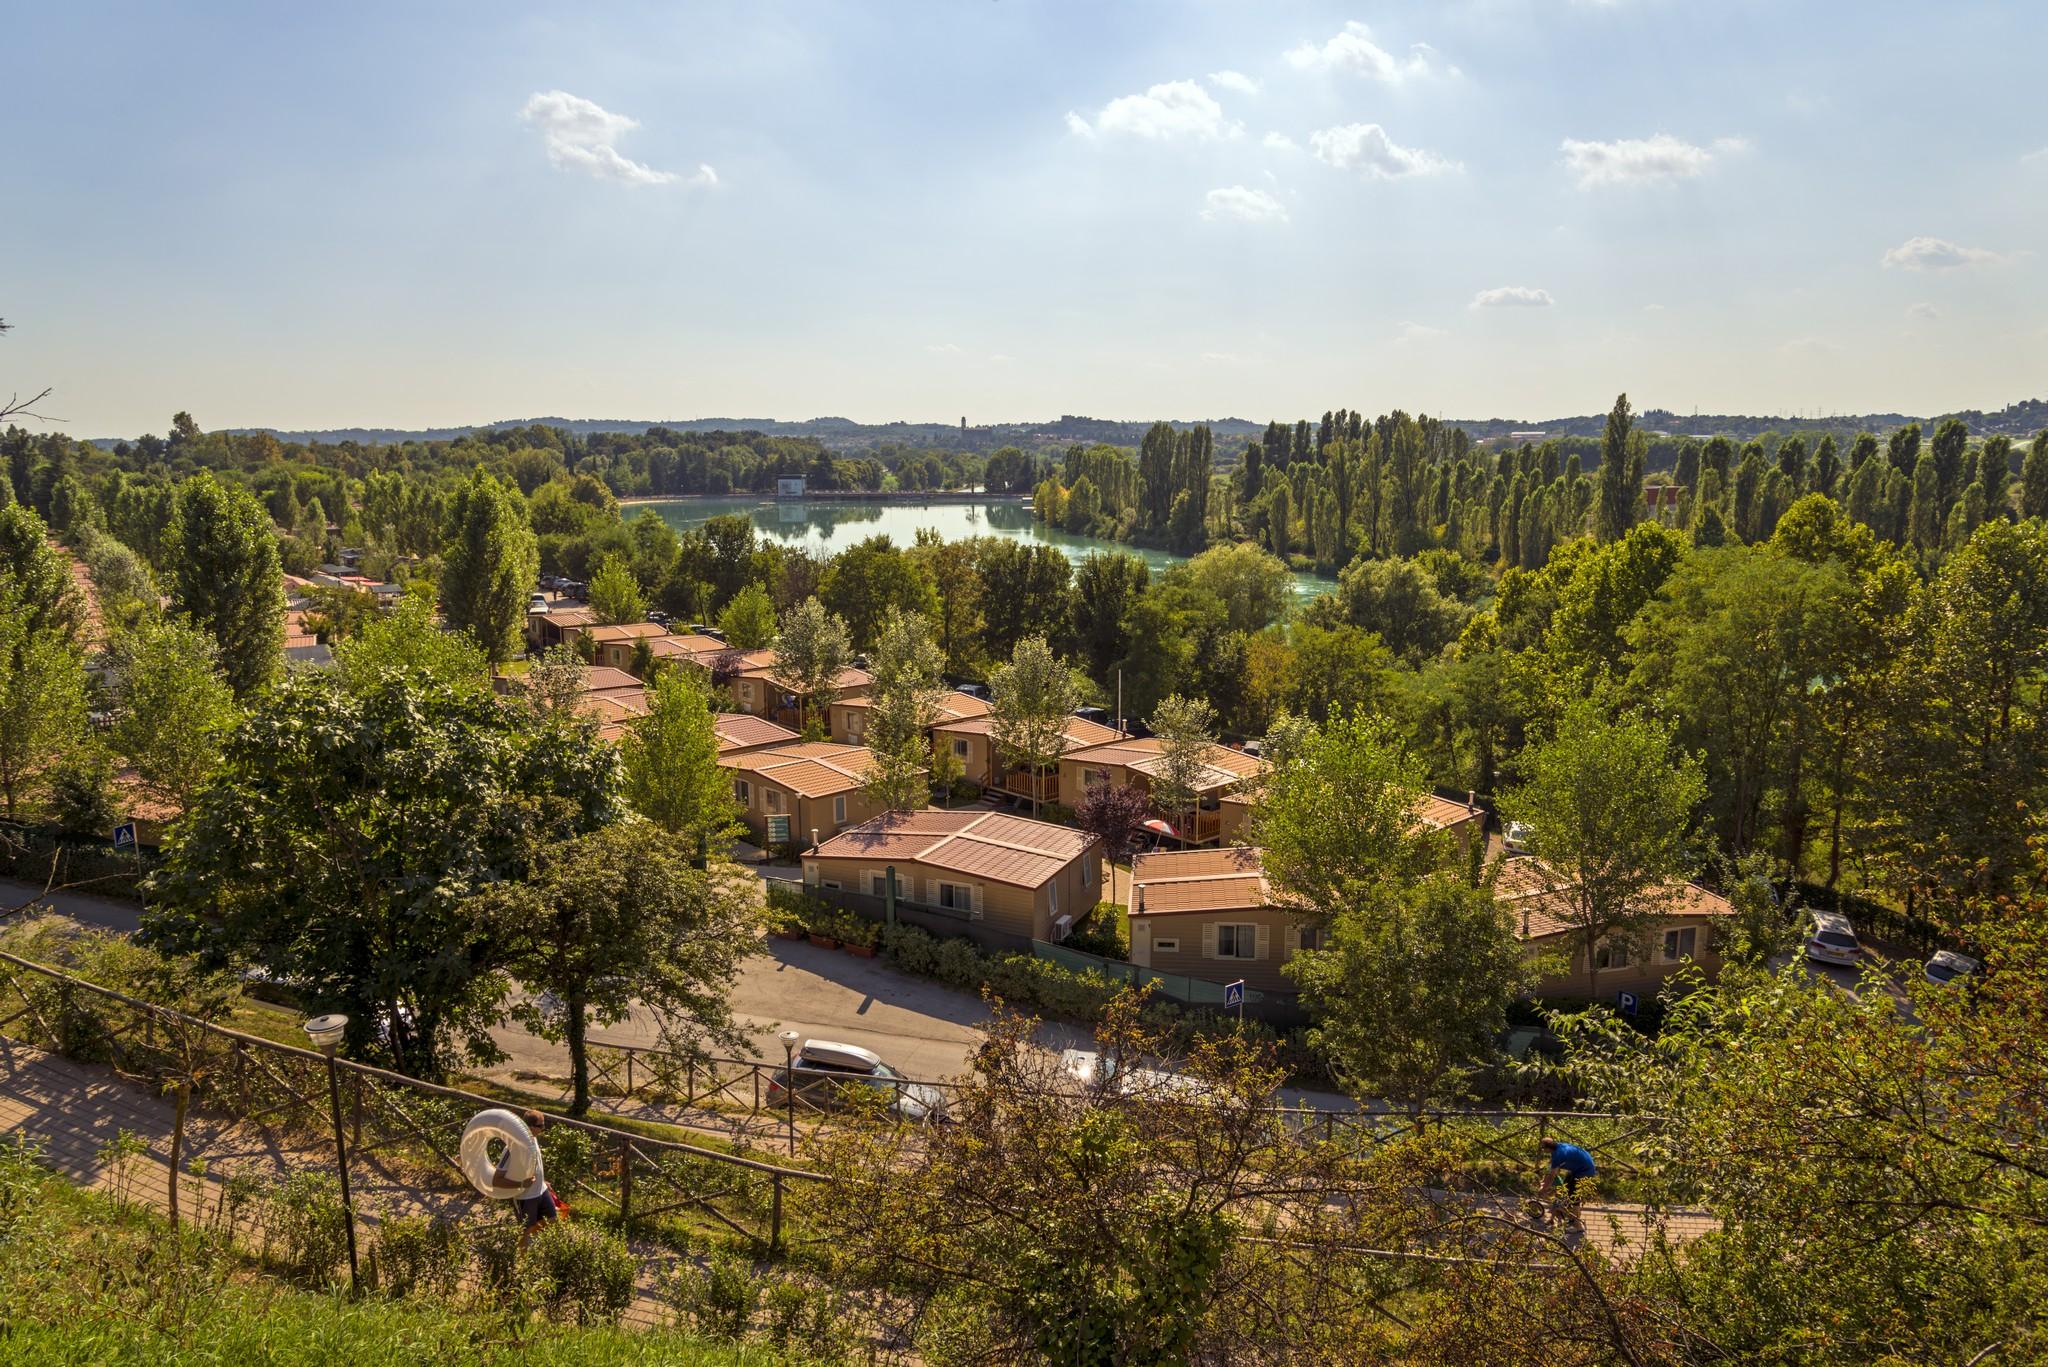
(1084, 768, 1107, 787)
(1595, 941, 1633, 971)
(1082, 858, 1094, 885)
(937, 882, 973, 912)
(952, 739, 970, 757)
(739, 682, 754, 704)
(867, 872, 891, 897)
(821, 880, 842, 891)
(1296, 925, 1326, 953)
(1217, 924, 1257, 959)
(1662, 927, 1697, 962)
(733, 779, 751, 804)
(1154, 938, 1180, 953)
(765, 789, 782, 812)
(833, 795, 847, 825)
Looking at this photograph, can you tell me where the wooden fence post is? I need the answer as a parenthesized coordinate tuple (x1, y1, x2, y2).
(617, 1135, 633, 1225)
(168, 1079, 190, 1230)
(624, 1051, 634, 1099)
(769, 1173, 783, 1257)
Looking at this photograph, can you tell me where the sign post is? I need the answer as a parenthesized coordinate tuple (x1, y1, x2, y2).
(1223, 979, 1245, 1026)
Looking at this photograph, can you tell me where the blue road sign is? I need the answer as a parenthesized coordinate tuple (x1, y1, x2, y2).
(1617, 990, 1639, 1016)
(111, 822, 137, 851)
(1223, 980, 1246, 1010)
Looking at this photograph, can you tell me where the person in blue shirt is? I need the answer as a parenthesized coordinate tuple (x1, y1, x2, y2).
(1539, 1137, 1597, 1202)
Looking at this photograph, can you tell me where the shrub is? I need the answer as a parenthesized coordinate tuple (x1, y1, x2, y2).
(881, 923, 940, 975)
(1063, 904, 1129, 960)
(760, 1271, 853, 1357)
(933, 938, 981, 990)
(468, 1221, 523, 1294)
(371, 1214, 464, 1299)
(663, 1249, 760, 1339)
(522, 1220, 638, 1325)
(0, 1136, 47, 1244)
(266, 1172, 349, 1285)
(1041, 801, 1076, 824)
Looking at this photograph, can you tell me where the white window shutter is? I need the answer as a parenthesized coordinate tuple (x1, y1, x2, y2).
(971, 884, 984, 916)
(1284, 923, 1297, 955)
(1255, 924, 1269, 961)
(1202, 923, 1218, 960)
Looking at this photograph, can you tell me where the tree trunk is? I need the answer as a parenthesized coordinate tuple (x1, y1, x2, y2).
(567, 990, 590, 1117)
(168, 1079, 190, 1230)
(1586, 925, 1600, 1002)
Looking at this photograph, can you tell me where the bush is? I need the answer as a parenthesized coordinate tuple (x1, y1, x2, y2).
(1063, 904, 1128, 960)
(881, 923, 940, 975)
(933, 938, 981, 990)
(663, 1249, 760, 1339)
(1040, 801, 1076, 825)
(760, 1271, 853, 1358)
(522, 1220, 638, 1325)
(371, 1214, 465, 1299)
(265, 1172, 349, 1285)
(468, 1221, 523, 1294)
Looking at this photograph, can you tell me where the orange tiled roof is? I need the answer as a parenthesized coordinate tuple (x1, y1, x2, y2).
(713, 712, 801, 753)
(934, 714, 1124, 749)
(1065, 736, 1265, 791)
(837, 689, 991, 723)
(584, 622, 669, 644)
(809, 809, 1097, 889)
(719, 742, 881, 797)
(1494, 856, 1736, 941)
(1129, 846, 1270, 917)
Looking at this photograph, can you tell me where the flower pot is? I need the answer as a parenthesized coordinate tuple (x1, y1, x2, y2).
(844, 944, 876, 958)
(807, 934, 839, 949)
(772, 927, 804, 941)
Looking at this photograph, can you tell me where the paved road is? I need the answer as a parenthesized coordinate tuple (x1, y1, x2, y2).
(2, 878, 1355, 1108)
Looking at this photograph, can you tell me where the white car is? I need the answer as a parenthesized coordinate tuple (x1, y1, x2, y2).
(1504, 821, 1533, 854)
(1923, 949, 1982, 987)
(1804, 912, 1863, 968)
(767, 1039, 949, 1123)
(1058, 1048, 1216, 1103)
(528, 592, 549, 612)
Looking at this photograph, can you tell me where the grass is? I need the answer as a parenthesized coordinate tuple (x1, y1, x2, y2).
(0, 1140, 798, 1366)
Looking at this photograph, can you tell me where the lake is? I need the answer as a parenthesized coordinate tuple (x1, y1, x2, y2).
(637, 496, 1337, 600)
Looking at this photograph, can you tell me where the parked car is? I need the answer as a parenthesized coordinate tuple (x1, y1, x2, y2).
(1923, 949, 1982, 986)
(1504, 821, 1534, 853)
(1058, 1048, 1216, 1103)
(528, 592, 549, 613)
(765, 1040, 948, 1122)
(1804, 911, 1864, 967)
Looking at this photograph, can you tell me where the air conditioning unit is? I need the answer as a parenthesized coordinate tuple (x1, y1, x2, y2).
(1051, 915, 1074, 941)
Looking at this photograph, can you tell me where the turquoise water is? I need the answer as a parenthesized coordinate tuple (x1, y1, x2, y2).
(638, 497, 1336, 600)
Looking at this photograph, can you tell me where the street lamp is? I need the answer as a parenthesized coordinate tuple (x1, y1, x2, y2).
(778, 1029, 801, 1155)
(303, 1013, 360, 1293)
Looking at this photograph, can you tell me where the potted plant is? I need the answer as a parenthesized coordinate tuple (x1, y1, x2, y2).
(840, 915, 879, 958)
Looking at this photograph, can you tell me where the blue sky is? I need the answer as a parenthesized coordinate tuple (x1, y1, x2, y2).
(6, 0, 2045, 437)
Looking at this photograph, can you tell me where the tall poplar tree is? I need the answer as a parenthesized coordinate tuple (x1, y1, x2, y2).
(439, 467, 539, 663)
(167, 472, 283, 696)
(988, 634, 1081, 816)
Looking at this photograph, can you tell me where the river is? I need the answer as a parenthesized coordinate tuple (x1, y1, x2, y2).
(637, 496, 1338, 600)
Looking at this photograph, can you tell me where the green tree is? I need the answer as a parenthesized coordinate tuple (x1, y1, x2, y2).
(860, 609, 946, 813)
(1594, 393, 1640, 542)
(988, 635, 1081, 817)
(1501, 702, 1706, 998)
(1071, 552, 1150, 684)
(167, 473, 283, 695)
(820, 535, 937, 650)
(485, 822, 763, 1115)
(439, 467, 539, 663)
(522, 643, 589, 718)
(109, 616, 238, 812)
(586, 554, 646, 626)
(1333, 557, 1467, 663)
(0, 583, 88, 820)
(146, 668, 622, 1075)
(2022, 430, 2048, 520)
(1161, 542, 1292, 635)
(1281, 623, 1393, 724)
(333, 587, 492, 699)
(1289, 871, 1530, 1112)
(620, 667, 740, 847)
(1074, 778, 1149, 908)
(1146, 694, 1218, 839)
(715, 583, 777, 650)
(0, 502, 84, 641)
(771, 598, 854, 739)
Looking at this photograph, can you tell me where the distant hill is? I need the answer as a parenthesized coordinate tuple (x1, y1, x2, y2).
(189, 398, 2047, 452)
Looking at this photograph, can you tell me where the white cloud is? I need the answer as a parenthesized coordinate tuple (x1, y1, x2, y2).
(1285, 22, 1443, 83)
(1201, 186, 1288, 224)
(1471, 286, 1554, 309)
(926, 343, 965, 356)
(1263, 131, 1299, 153)
(2022, 146, 2048, 165)
(1309, 123, 1456, 179)
(520, 90, 712, 188)
(1906, 302, 1940, 321)
(1207, 70, 1260, 95)
(1393, 320, 1448, 345)
(1559, 133, 1742, 188)
(1066, 80, 1239, 141)
(1881, 236, 2011, 271)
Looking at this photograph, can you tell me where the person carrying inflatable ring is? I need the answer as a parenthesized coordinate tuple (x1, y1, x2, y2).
(464, 1107, 565, 1248)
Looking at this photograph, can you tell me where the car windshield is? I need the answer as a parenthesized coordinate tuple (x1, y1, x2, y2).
(1926, 960, 1961, 982)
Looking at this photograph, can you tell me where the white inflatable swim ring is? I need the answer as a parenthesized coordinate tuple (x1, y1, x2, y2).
(459, 1108, 542, 1200)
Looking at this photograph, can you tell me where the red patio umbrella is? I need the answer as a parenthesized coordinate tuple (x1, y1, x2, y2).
(1141, 818, 1179, 839)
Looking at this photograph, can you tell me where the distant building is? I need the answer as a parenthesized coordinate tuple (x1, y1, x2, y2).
(776, 476, 806, 499)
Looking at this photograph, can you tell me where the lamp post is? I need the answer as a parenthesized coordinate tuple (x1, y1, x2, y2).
(303, 1013, 360, 1293)
(778, 1029, 800, 1156)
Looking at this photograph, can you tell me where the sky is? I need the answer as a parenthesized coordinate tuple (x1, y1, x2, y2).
(6, 0, 2046, 438)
